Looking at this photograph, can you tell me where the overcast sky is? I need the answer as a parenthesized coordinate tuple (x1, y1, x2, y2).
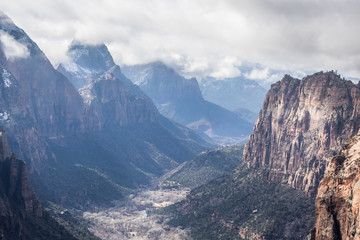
(1, 0, 359, 80)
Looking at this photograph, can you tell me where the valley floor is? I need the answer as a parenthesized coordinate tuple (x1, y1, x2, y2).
(83, 187, 192, 240)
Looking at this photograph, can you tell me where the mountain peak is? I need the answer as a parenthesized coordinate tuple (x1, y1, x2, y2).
(0, 11, 16, 30)
(0, 13, 46, 61)
(67, 41, 115, 72)
(57, 42, 117, 89)
(244, 71, 360, 193)
(0, 12, 27, 42)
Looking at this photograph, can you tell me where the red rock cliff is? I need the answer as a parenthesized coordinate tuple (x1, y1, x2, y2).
(311, 133, 360, 240)
(243, 71, 360, 193)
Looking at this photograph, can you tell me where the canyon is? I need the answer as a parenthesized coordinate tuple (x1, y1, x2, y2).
(0, 9, 359, 240)
(167, 72, 360, 239)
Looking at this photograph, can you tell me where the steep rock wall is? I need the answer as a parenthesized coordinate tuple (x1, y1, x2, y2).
(0, 127, 43, 239)
(311, 133, 360, 240)
(243, 72, 360, 193)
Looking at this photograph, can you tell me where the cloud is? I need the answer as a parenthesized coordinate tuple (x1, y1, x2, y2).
(0, 30, 30, 60)
(245, 68, 269, 80)
(0, 0, 360, 80)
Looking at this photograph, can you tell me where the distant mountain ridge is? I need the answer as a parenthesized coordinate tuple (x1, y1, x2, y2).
(122, 62, 253, 144)
(200, 76, 267, 113)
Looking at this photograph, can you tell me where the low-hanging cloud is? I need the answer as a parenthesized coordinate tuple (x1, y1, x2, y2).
(0, 30, 30, 60)
(0, 0, 360, 80)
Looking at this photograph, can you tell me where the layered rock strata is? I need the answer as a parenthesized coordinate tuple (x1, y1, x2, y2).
(311, 133, 360, 240)
(243, 71, 360, 193)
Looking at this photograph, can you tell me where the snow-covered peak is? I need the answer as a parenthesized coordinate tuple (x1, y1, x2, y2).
(58, 42, 118, 89)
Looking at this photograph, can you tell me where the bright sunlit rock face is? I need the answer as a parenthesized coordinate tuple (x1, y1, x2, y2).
(244, 71, 360, 194)
(311, 134, 360, 240)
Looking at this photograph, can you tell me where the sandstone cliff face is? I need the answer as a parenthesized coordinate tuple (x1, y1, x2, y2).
(0, 13, 84, 168)
(0, 14, 84, 137)
(243, 72, 360, 193)
(0, 127, 43, 239)
(0, 155, 42, 218)
(311, 133, 360, 240)
(80, 72, 159, 130)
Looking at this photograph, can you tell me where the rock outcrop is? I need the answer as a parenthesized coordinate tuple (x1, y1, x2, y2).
(243, 71, 360, 193)
(0, 126, 43, 239)
(311, 133, 360, 240)
(80, 72, 159, 130)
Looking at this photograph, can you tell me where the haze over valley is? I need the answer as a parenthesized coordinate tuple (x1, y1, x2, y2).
(0, 1, 360, 240)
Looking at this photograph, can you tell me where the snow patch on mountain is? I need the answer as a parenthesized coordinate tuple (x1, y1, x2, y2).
(1, 69, 12, 87)
(135, 69, 151, 86)
(0, 111, 11, 123)
(127, 67, 152, 86)
(79, 87, 96, 105)
(61, 61, 80, 73)
(61, 60, 93, 75)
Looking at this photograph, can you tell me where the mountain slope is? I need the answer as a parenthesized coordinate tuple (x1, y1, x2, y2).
(52, 42, 211, 208)
(166, 164, 315, 240)
(200, 76, 267, 113)
(0, 13, 210, 209)
(162, 145, 243, 189)
(167, 71, 360, 239)
(122, 62, 253, 144)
